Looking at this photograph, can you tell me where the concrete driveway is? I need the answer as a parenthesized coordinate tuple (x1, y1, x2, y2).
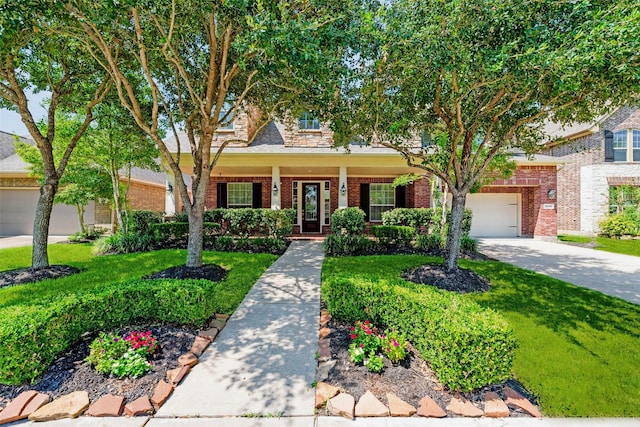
(0, 235, 69, 249)
(478, 238, 640, 305)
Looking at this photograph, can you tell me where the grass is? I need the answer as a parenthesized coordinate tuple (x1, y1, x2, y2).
(322, 255, 640, 417)
(558, 234, 640, 257)
(0, 243, 277, 314)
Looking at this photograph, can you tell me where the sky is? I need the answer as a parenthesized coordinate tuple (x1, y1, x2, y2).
(0, 90, 49, 137)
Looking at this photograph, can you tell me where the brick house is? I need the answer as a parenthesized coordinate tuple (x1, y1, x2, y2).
(0, 131, 166, 235)
(164, 112, 559, 238)
(541, 106, 640, 234)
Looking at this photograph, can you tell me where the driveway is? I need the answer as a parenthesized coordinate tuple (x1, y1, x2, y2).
(478, 238, 640, 305)
(0, 235, 69, 249)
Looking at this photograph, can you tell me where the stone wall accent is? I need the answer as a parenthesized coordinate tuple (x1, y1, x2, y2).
(580, 163, 640, 233)
(282, 119, 334, 147)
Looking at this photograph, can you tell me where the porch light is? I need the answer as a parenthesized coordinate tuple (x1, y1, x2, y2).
(272, 182, 279, 194)
(340, 182, 347, 195)
(166, 183, 173, 193)
(547, 189, 556, 199)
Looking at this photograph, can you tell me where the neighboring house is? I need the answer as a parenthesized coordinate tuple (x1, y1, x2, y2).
(541, 106, 640, 235)
(0, 131, 166, 236)
(164, 112, 560, 238)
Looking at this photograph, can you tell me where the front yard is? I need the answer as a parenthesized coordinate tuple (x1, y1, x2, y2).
(558, 235, 640, 257)
(322, 255, 640, 417)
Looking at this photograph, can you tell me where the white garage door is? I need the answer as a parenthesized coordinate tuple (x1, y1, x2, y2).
(465, 193, 519, 237)
(0, 189, 95, 236)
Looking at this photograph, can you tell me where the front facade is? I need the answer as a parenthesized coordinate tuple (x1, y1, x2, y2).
(541, 106, 640, 234)
(165, 113, 559, 238)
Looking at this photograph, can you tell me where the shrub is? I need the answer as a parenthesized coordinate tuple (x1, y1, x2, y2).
(321, 275, 516, 391)
(331, 207, 366, 235)
(599, 208, 640, 237)
(68, 227, 107, 242)
(0, 277, 220, 384)
(382, 208, 435, 232)
(460, 235, 479, 253)
(204, 208, 295, 238)
(383, 329, 408, 364)
(324, 234, 374, 256)
(415, 233, 444, 251)
(93, 232, 155, 255)
(150, 222, 220, 244)
(210, 236, 234, 252)
(372, 225, 415, 248)
(127, 210, 163, 235)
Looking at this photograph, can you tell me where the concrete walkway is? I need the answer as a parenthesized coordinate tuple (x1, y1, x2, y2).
(0, 235, 68, 249)
(154, 240, 324, 420)
(478, 238, 640, 304)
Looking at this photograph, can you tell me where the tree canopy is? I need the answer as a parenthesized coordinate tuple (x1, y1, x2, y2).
(332, 0, 640, 270)
(57, 0, 356, 266)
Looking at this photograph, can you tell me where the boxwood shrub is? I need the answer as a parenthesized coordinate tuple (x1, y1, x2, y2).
(0, 278, 221, 385)
(371, 225, 415, 248)
(321, 275, 516, 391)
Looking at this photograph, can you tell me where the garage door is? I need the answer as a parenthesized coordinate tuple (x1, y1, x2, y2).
(465, 193, 519, 237)
(0, 189, 95, 236)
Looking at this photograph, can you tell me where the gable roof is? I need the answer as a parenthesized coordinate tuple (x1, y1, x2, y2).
(613, 109, 640, 131)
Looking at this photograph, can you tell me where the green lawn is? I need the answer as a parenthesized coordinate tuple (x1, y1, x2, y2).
(558, 235, 640, 257)
(322, 255, 640, 417)
(0, 243, 277, 313)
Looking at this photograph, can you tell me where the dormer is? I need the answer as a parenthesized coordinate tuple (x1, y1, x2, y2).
(211, 105, 262, 147)
(283, 111, 334, 147)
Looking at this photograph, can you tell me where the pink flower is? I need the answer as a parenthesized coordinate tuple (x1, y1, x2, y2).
(392, 339, 399, 347)
(350, 333, 356, 340)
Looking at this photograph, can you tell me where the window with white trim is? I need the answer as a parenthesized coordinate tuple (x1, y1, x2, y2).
(633, 130, 640, 161)
(292, 181, 299, 224)
(369, 183, 394, 222)
(613, 130, 627, 161)
(298, 112, 320, 130)
(228, 183, 252, 208)
(324, 182, 330, 225)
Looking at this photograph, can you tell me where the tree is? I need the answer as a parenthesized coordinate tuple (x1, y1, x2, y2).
(59, 0, 354, 267)
(85, 102, 160, 233)
(0, 4, 110, 268)
(333, 0, 640, 271)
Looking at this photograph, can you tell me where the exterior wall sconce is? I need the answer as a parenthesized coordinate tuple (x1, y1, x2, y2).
(272, 182, 279, 194)
(166, 183, 173, 193)
(547, 189, 556, 199)
(340, 182, 347, 195)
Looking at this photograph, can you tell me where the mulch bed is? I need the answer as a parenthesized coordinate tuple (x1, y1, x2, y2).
(0, 323, 198, 409)
(144, 264, 227, 282)
(402, 264, 491, 293)
(0, 265, 81, 288)
(319, 319, 534, 417)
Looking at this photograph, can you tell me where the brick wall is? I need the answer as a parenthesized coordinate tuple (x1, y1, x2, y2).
(540, 106, 637, 232)
(128, 182, 165, 212)
(206, 176, 273, 209)
(484, 165, 557, 237)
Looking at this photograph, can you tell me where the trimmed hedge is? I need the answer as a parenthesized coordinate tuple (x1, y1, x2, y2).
(204, 208, 295, 238)
(324, 234, 375, 256)
(382, 207, 473, 236)
(150, 222, 220, 242)
(371, 225, 415, 248)
(0, 278, 221, 385)
(321, 275, 516, 391)
(331, 207, 366, 234)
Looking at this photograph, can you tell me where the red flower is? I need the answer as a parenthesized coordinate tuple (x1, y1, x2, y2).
(364, 320, 370, 325)
(350, 333, 356, 340)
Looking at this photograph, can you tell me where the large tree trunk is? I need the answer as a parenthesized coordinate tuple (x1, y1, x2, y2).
(186, 205, 205, 267)
(443, 191, 467, 272)
(31, 182, 57, 269)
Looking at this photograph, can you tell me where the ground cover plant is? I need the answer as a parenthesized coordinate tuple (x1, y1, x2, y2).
(322, 255, 640, 417)
(558, 235, 640, 257)
(0, 244, 276, 384)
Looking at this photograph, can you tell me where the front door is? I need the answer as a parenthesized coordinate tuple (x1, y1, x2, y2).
(302, 183, 321, 233)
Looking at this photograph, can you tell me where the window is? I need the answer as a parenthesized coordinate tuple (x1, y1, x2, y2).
(634, 130, 640, 161)
(298, 112, 320, 130)
(324, 182, 330, 225)
(228, 183, 252, 208)
(369, 183, 394, 222)
(609, 185, 640, 214)
(613, 130, 627, 161)
(292, 181, 299, 224)
(218, 109, 234, 130)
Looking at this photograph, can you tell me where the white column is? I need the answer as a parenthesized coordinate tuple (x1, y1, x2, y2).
(271, 166, 281, 209)
(339, 166, 348, 209)
(165, 173, 176, 215)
